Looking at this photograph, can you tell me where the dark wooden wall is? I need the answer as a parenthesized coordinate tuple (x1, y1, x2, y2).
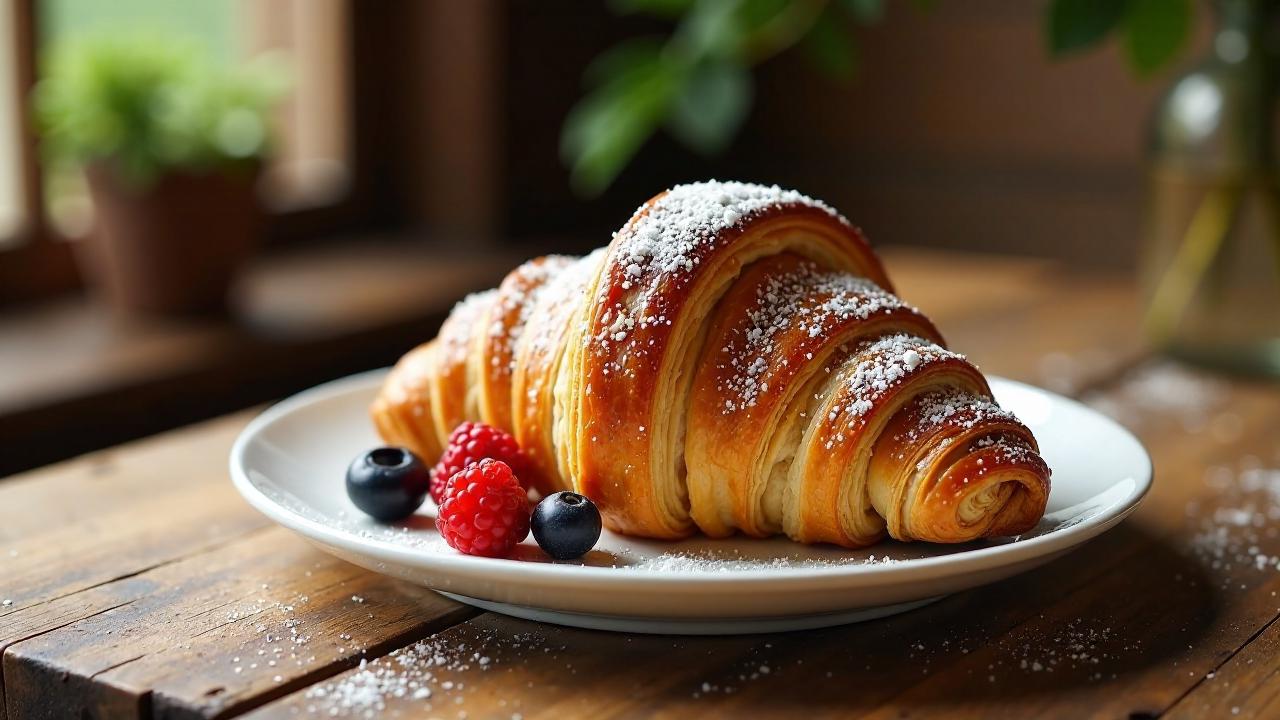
(362, 1, 1215, 269)
(744, 1, 1164, 269)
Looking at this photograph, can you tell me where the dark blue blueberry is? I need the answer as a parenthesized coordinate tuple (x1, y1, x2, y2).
(531, 492, 602, 560)
(345, 447, 429, 522)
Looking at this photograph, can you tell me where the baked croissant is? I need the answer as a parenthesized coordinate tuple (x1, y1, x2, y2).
(372, 181, 1050, 548)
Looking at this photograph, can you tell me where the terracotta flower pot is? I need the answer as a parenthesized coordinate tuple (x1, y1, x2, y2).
(80, 163, 261, 317)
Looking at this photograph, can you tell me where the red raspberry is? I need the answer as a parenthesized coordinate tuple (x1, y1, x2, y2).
(431, 422, 529, 505)
(435, 459, 530, 557)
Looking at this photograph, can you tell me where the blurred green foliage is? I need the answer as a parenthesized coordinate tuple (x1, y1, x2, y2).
(564, 0, 1196, 196)
(1047, 0, 1193, 76)
(40, 0, 238, 63)
(33, 36, 286, 188)
(562, 0, 898, 196)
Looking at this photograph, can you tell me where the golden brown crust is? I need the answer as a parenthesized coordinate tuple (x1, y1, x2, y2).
(476, 256, 575, 435)
(510, 251, 605, 495)
(429, 289, 497, 449)
(795, 337, 991, 546)
(561, 194, 894, 538)
(686, 255, 942, 541)
(869, 393, 1050, 542)
(372, 180, 1051, 548)
(370, 340, 444, 463)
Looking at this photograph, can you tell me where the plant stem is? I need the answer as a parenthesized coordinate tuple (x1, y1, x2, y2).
(1144, 182, 1242, 345)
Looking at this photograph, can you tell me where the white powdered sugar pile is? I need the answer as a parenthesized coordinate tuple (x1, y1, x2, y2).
(614, 180, 845, 282)
(972, 435, 1038, 465)
(1187, 460, 1280, 584)
(300, 627, 556, 718)
(914, 391, 1018, 433)
(586, 181, 848, 363)
(839, 335, 960, 413)
(718, 263, 913, 413)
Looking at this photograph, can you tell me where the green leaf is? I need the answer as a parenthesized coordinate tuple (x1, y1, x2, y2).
(583, 37, 665, 88)
(1122, 0, 1191, 75)
(841, 0, 884, 24)
(561, 58, 679, 195)
(666, 59, 752, 155)
(802, 10, 858, 79)
(738, 0, 791, 30)
(678, 0, 746, 60)
(1046, 0, 1127, 55)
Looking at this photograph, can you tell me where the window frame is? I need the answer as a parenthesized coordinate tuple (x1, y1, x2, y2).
(0, 0, 374, 307)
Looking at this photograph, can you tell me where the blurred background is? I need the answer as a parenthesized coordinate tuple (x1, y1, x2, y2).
(0, 0, 1274, 475)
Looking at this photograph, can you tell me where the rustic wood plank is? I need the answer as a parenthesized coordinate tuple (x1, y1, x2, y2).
(853, 371, 1280, 719)
(0, 411, 253, 543)
(240, 363, 1280, 720)
(1164, 612, 1280, 719)
(0, 412, 268, 719)
(887, 249, 1145, 391)
(238, 526, 1147, 720)
(0, 413, 269, 658)
(3, 527, 475, 720)
(0, 412, 271, 718)
(0, 252, 1155, 719)
(239, 266, 1153, 720)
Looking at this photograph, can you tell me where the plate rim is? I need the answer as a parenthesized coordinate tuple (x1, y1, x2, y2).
(229, 368, 1152, 590)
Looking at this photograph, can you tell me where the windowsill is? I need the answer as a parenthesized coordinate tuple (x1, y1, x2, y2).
(0, 242, 1071, 478)
(0, 236, 525, 476)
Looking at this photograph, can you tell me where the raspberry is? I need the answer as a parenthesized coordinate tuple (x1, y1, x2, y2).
(435, 459, 530, 557)
(431, 422, 530, 505)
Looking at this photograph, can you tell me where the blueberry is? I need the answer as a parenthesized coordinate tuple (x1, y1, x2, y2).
(531, 492, 602, 560)
(346, 447, 429, 521)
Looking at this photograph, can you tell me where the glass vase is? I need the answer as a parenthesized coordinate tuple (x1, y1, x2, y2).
(1140, 0, 1280, 376)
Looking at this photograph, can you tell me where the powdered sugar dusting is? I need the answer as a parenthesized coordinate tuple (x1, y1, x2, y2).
(441, 290, 497, 366)
(586, 181, 848, 365)
(915, 391, 1017, 433)
(848, 336, 956, 405)
(624, 548, 903, 573)
(523, 250, 604, 357)
(488, 256, 574, 372)
(718, 262, 915, 414)
(972, 435, 1037, 465)
(616, 180, 844, 282)
(516, 250, 606, 409)
(300, 626, 558, 718)
(819, 336, 965, 448)
(1187, 460, 1280, 586)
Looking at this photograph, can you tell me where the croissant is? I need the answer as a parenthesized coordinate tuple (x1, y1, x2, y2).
(372, 181, 1050, 548)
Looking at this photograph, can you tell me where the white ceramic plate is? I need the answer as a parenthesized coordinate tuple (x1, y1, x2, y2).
(230, 370, 1151, 635)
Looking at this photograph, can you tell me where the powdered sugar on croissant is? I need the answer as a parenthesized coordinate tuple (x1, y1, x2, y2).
(372, 180, 1050, 548)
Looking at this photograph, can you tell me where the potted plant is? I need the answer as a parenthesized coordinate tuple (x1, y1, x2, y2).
(34, 36, 284, 317)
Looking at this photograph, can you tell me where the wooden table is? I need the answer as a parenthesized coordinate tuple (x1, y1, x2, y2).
(3, 248, 1278, 719)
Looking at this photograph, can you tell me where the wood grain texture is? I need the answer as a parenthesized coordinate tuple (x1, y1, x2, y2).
(240, 364, 1280, 720)
(4, 527, 474, 719)
(7, 249, 1279, 720)
(0, 413, 477, 720)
